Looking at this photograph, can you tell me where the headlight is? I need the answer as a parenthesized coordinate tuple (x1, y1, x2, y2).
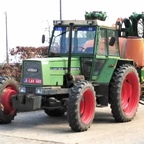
(19, 86, 26, 93)
(35, 87, 43, 95)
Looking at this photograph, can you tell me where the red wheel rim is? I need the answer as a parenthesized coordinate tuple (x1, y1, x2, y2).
(1, 86, 17, 115)
(121, 72, 139, 116)
(80, 89, 95, 124)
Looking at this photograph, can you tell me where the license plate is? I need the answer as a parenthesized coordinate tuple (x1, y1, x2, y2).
(24, 78, 42, 84)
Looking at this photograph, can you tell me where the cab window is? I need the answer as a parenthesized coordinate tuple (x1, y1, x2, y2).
(108, 29, 119, 56)
(97, 29, 107, 55)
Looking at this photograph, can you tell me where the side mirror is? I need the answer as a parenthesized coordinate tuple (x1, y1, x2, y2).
(42, 34, 45, 43)
(109, 37, 116, 46)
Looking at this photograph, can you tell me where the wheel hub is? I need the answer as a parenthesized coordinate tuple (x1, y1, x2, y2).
(1, 87, 16, 115)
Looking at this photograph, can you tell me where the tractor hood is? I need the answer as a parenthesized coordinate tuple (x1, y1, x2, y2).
(21, 57, 80, 86)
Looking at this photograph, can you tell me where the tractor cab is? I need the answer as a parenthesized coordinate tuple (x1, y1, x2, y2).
(48, 19, 120, 81)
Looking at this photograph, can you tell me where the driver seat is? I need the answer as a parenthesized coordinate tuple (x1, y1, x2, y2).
(83, 40, 94, 53)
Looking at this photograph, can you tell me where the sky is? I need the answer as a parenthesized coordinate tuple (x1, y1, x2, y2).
(0, 0, 143, 62)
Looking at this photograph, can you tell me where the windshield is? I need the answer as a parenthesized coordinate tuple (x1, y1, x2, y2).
(49, 26, 96, 54)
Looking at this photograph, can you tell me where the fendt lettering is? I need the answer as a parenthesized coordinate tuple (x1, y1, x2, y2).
(26, 68, 38, 73)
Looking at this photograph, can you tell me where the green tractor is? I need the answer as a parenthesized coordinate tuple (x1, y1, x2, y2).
(0, 11, 144, 132)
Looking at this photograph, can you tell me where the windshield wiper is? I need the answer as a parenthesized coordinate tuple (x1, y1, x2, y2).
(55, 30, 68, 38)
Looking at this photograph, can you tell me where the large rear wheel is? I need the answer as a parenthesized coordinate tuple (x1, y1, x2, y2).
(0, 76, 19, 123)
(68, 80, 96, 132)
(110, 64, 140, 122)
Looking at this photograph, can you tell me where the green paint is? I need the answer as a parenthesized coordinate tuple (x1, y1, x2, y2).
(141, 68, 144, 83)
(22, 57, 80, 86)
(96, 58, 117, 83)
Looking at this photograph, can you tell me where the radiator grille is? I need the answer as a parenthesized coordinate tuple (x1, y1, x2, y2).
(22, 61, 42, 84)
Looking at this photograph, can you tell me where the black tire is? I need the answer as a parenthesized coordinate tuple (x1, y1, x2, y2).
(137, 19, 144, 38)
(44, 109, 65, 117)
(109, 64, 140, 122)
(68, 80, 96, 132)
(0, 76, 19, 124)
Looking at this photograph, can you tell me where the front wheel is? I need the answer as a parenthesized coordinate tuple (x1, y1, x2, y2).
(109, 64, 140, 122)
(68, 80, 96, 132)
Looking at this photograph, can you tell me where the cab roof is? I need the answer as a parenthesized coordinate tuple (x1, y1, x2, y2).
(53, 19, 116, 29)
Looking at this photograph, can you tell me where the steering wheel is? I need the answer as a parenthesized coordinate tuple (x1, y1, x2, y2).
(78, 46, 85, 52)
